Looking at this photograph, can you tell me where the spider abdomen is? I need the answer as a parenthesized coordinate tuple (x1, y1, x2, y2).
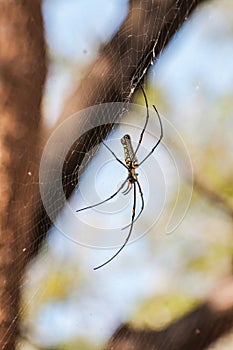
(121, 134, 138, 168)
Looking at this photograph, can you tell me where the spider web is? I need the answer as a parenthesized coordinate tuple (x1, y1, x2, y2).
(35, 0, 197, 255)
(33, 0, 199, 255)
(4, 1, 231, 349)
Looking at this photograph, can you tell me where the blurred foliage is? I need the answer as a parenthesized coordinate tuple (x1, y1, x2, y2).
(52, 338, 99, 350)
(132, 293, 198, 329)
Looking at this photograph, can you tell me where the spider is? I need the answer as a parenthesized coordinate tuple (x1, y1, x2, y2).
(76, 84, 163, 270)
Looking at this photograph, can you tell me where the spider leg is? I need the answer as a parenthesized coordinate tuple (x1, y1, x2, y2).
(133, 84, 149, 157)
(76, 178, 128, 212)
(122, 181, 132, 195)
(103, 142, 127, 169)
(121, 179, 144, 230)
(138, 105, 163, 166)
(93, 182, 137, 270)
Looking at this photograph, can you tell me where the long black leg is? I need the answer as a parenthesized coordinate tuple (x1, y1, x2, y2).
(121, 179, 144, 230)
(76, 178, 128, 212)
(103, 142, 127, 169)
(138, 105, 163, 166)
(133, 84, 149, 157)
(94, 181, 137, 270)
(122, 181, 132, 195)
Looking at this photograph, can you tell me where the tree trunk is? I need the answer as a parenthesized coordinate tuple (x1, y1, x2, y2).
(0, 1, 46, 349)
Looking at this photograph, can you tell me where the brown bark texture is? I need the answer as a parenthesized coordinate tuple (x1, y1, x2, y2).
(0, 1, 46, 349)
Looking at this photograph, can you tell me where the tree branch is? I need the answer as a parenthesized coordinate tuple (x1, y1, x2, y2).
(106, 276, 233, 350)
(194, 175, 233, 219)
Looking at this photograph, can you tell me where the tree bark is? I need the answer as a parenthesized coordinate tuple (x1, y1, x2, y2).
(0, 1, 46, 349)
(106, 276, 233, 350)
